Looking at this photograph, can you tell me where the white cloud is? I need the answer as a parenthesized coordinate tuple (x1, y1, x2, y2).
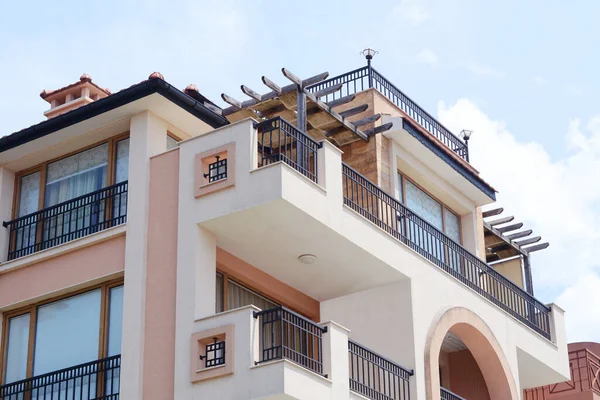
(465, 62, 505, 79)
(391, 0, 429, 26)
(416, 49, 438, 66)
(438, 99, 600, 342)
(533, 76, 547, 86)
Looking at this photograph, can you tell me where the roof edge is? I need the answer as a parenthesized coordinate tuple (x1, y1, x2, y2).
(0, 78, 229, 153)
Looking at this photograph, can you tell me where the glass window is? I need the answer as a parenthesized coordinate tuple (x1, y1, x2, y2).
(107, 286, 124, 357)
(166, 136, 179, 150)
(405, 179, 443, 230)
(4, 313, 30, 384)
(18, 172, 40, 217)
(33, 290, 101, 375)
(227, 279, 277, 311)
(115, 139, 130, 184)
(445, 210, 461, 243)
(216, 273, 224, 313)
(44, 144, 108, 207)
(396, 173, 404, 202)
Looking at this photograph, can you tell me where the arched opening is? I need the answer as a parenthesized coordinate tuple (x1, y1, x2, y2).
(425, 307, 518, 400)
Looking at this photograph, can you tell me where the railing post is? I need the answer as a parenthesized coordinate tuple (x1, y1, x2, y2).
(322, 321, 350, 395)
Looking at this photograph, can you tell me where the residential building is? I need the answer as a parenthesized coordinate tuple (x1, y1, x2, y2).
(0, 54, 570, 400)
(525, 342, 600, 400)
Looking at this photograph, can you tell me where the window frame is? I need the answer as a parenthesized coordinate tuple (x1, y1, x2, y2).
(0, 279, 124, 385)
(11, 132, 130, 221)
(397, 172, 463, 244)
(216, 271, 280, 313)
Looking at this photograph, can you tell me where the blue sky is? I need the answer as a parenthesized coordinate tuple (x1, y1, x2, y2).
(1, 0, 599, 340)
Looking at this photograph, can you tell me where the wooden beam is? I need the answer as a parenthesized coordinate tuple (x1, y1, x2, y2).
(302, 72, 329, 87)
(514, 236, 541, 246)
(339, 104, 369, 118)
(221, 93, 242, 109)
(353, 113, 381, 127)
(324, 126, 347, 137)
(505, 229, 532, 240)
(312, 83, 343, 99)
(482, 208, 503, 218)
(497, 222, 523, 233)
(240, 85, 263, 101)
(261, 76, 282, 94)
(327, 94, 356, 108)
(282, 68, 303, 86)
(488, 216, 515, 226)
(523, 242, 549, 253)
(363, 122, 393, 137)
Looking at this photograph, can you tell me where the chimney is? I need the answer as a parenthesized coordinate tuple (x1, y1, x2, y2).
(40, 74, 111, 119)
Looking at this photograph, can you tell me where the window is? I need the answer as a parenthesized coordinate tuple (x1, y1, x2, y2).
(1, 282, 123, 385)
(397, 172, 461, 241)
(215, 273, 278, 313)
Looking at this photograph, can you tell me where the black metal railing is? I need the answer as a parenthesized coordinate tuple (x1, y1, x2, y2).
(307, 66, 469, 162)
(0, 355, 120, 400)
(441, 387, 466, 400)
(342, 163, 552, 339)
(348, 340, 412, 400)
(254, 306, 327, 376)
(3, 181, 128, 260)
(255, 117, 321, 183)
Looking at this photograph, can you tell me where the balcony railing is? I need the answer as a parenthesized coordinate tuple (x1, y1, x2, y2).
(0, 355, 120, 400)
(306, 66, 469, 162)
(3, 181, 128, 260)
(255, 117, 320, 183)
(441, 387, 466, 400)
(342, 163, 552, 340)
(348, 340, 413, 400)
(254, 306, 327, 376)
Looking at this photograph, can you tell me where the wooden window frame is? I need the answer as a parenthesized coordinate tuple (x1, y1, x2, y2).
(11, 132, 130, 221)
(397, 171, 463, 244)
(0, 278, 124, 385)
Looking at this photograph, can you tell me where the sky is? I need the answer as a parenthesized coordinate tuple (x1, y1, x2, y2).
(1, 0, 599, 342)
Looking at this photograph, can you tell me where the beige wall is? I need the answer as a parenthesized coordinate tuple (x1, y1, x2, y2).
(493, 258, 524, 289)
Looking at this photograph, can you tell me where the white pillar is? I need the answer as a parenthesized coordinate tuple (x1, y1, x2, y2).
(322, 321, 350, 399)
(0, 167, 15, 262)
(317, 140, 343, 209)
(120, 111, 168, 400)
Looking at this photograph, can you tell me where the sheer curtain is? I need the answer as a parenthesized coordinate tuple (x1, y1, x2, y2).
(43, 144, 108, 245)
(15, 172, 41, 254)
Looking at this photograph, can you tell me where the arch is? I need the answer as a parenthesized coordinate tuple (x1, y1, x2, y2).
(424, 307, 519, 400)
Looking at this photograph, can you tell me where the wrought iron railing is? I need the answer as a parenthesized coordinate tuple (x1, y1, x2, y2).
(342, 163, 552, 339)
(441, 387, 466, 400)
(348, 340, 412, 400)
(0, 355, 120, 400)
(254, 306, 327, 376)
(307, 66, 469, 162)
(255, 117, 321, 183)
(3, 181, 128, 260)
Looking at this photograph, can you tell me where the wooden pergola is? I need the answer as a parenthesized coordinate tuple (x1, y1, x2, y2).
(217, 68, 393, 146)
(483, 207, 549, 295)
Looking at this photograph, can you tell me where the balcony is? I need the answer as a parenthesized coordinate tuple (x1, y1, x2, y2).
(191, 306, 413, 399)
(0, 355, 121, 400)
(306, 66, 470, 162)
(2, 181, 128, 261)
(251, 116, 550, 340)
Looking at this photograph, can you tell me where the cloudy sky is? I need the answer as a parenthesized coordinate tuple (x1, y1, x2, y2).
(1, 0, 598, 341)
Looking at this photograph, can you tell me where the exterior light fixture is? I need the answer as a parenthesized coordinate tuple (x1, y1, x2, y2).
(460, 129, 473, 145)
(360, 48, 379, 66)
(298, 254, 317, 264)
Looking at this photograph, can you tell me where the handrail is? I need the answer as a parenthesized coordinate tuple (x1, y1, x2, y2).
(306, 66, 469, 162)
(0, 355, 121, 399)
(255, 117, 320, 183)
(348, 340, 412, 400)
(254, 306, 326, 376)
(441, 387, 466, 400)
(341, 163, 552, 339)
(3, 180, 128, 260)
